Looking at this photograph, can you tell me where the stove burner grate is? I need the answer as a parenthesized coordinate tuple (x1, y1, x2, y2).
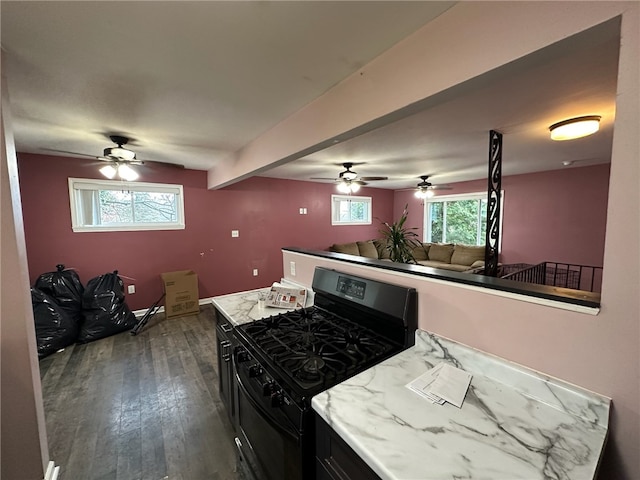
(241, 306, 395, 391)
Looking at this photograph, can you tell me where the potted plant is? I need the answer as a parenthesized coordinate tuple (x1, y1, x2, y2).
(379, 204, 421, 263)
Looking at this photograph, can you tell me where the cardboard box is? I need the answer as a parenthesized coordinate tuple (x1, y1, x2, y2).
(161, 270, 199, 318)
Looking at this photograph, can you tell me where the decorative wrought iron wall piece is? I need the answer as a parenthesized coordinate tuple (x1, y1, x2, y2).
(484, 130, 502, 276)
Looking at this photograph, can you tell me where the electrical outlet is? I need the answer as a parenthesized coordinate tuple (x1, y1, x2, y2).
(290, 261, 296, 276)
(127, 285, 135, 294)
(253, 268, 259, 276)
(231, 230, 239, 237)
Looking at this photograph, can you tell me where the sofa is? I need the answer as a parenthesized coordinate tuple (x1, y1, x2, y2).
(329, 239, 486, 273)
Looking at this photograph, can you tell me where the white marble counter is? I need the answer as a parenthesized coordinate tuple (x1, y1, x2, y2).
(312, 330, 610, 480)
(211, 283, 313, 326)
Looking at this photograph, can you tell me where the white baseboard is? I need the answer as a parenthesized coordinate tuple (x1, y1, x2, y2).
(132, 297, 214, 319)
(44, 461, 60, 480)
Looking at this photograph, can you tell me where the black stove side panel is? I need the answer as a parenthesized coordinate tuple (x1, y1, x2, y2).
(311, 267, 417, 347)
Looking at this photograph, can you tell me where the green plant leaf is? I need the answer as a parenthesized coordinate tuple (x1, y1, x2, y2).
(378, 204, 422, 263)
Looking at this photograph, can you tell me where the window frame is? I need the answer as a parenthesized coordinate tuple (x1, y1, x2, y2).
(331, 194, 372, 226)
(423, 191, 504, 249)
(68, 177, 185, 232)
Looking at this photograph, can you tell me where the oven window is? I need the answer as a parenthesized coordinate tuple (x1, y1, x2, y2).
(237, 387, 301, 480)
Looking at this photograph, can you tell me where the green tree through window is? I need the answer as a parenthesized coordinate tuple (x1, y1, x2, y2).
(425, 193, 495, 246)
(69, 178, 184, 232)
(331, 195, 372, 225)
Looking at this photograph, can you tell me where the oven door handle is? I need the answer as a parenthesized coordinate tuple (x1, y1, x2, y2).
(235, 372, 299, 442)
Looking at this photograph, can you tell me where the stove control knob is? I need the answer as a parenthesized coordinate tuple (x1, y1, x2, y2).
(262, 381, 276, 396)
(270, 391, 284, 408)
(249, 364, 263, 377)
(236, 349, 250, 363)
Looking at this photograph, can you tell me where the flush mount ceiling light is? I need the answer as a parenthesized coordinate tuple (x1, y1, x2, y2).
(549, 115, 601, 141)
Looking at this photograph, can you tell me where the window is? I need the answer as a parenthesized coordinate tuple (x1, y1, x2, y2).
(331, 195, 372, 225)
(424, 191, 503, 246)
(68, 178, 185, 232)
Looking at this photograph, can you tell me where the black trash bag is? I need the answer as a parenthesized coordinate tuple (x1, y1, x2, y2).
(31, 288, 79, 359)
(34, 264, 84, 326)
(78, 270, 136, 343)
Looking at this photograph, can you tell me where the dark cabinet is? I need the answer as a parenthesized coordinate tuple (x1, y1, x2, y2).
(315, 414, 381, 480)
(215, 310, 235, 424)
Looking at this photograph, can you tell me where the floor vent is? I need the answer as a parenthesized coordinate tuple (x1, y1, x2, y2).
(44, 461, 60, 480)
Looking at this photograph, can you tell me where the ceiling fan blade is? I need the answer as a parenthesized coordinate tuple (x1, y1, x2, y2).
(310, 177, 338, 181)
(42, 148, 96, 158)
(430, 185, 452, 190)
(143, 160, 185, 169)
(359, 176, 388, 181)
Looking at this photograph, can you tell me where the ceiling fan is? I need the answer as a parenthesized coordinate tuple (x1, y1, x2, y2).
(411, 175, 452, 198)
(96, 135, 144, 181)
(46, 134, 184, 181)
(311, 162, 388, 193)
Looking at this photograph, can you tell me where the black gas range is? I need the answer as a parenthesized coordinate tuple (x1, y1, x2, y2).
(232, 267, 417, 480)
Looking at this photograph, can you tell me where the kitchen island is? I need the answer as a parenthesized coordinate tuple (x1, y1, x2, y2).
(312, 329, 610, 480)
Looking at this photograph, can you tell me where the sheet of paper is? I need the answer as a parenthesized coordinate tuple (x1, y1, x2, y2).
(406, 362, 472, 408)
(428, 364, 472, 408)
(406, 363, 445, 404)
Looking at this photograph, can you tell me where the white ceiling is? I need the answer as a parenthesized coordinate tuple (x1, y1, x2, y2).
(1, 2, 620, 191)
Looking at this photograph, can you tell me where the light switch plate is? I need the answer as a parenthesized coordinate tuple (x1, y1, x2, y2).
(232, 230, 239, 237)
(127, 285, 135, 294)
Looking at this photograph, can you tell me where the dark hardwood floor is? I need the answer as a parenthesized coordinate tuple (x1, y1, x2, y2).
(39, 305, 241, 480)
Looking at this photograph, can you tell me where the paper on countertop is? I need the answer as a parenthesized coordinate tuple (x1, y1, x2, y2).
(406, 362, 472, 408)
(266, 282, 308, 309)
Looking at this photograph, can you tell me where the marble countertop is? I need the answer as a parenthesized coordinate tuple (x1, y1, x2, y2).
(312, 329, 610, 480)
(211, 282, 313, 326)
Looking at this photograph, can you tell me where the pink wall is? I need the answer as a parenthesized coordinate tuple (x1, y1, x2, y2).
(19, 152, 607, 313)
(17, 153, 393, 310)
(393, 164, 610, 268)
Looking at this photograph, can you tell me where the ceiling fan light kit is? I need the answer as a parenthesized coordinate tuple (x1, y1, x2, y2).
(415, 187, 435, 199)
(99, 164, 117, 179)
(100, 163, 139, 181)
(549, 115, 601, 141)
(337, 180, 360, 194)
(116, 163, 139, 181)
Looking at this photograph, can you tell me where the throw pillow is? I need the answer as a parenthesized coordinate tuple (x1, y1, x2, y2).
(428, 243, 455, 263)
(357, 240, 379, 259)
(331, 242, 359, 256)
(411, 244, 429, 261)
(451, 245, 485, 266)
(373, 239, 391, 259)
